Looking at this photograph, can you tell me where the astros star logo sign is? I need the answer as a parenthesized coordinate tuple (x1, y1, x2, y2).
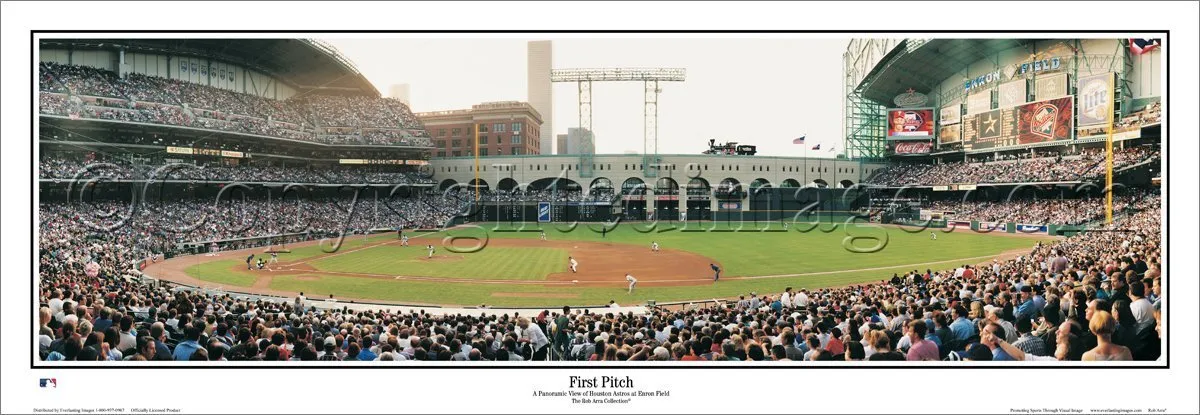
(983, 113, 999, 134)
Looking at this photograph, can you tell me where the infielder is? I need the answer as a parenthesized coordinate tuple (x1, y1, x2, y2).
(711, 263, 721, 282)
(245, 254, 255, 270)
(401, 234, 409, 247)
(626, 273, 638, 294)
(540, 230, 547, 241)
(569, 256, 578, 273)
(426, 244, 435, 259)
(651, 241, 660, 252)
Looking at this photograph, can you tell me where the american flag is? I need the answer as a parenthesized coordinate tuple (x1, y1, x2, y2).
(792, 136, 806, 144)
(1129, 39, 1161, 55)
(811, 144, 821, 150)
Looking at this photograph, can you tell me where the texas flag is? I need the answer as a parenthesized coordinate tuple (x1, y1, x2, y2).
(811, 144, 821, 150)
(1129, 39, 1161, 55)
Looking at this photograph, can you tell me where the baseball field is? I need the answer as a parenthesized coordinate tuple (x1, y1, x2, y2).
(144, 221, 1054, 307)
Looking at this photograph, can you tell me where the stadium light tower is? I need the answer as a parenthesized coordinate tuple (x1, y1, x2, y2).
(551, 68, 686, 178)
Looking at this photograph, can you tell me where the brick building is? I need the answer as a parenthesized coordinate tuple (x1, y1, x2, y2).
(416, 101, 543, 157)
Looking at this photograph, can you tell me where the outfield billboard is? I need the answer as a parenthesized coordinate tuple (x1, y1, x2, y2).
(887, 108, 935, 139)
(1016, 224, 1049, 234)
(940, 101, 961, 125)
(966, 90, 992, 115)
(1077, 72, 1114, 127)
(977, 222, 1008, 232)
(997, 79, 1028, 109)
(962, 96, 1074, 150)
(1034, 72, 1069, 99)
(892, 141, 933, 155)
(938, 123, 961, 145)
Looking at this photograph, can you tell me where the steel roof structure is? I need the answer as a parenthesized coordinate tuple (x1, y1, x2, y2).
(39, 38, 379, 96)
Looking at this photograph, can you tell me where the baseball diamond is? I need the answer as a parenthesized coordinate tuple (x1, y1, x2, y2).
(34, 35, 1164, 368)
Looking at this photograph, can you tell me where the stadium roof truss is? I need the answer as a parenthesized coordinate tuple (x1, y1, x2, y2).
(39, 39, 379, 96)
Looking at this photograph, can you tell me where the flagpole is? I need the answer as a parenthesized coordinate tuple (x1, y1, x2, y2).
(1104, 73, 1115, 224)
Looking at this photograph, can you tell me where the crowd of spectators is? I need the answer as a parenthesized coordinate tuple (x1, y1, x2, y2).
(39, 63, 433, 147)
(40, 155, 435, 185)
(924, 191, 1152, 226)
(867, 146, 1158, 187)
(37, 184, 1162, 363)
(294, 95, 424, 130)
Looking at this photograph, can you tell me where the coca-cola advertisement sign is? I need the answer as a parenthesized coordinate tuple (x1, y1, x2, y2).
(892, 141, 932, 155)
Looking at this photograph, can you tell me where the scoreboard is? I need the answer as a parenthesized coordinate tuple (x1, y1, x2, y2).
(961, 96, 1073, 150)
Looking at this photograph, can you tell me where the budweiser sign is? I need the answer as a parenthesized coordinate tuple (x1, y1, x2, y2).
(893, 141, 932, 155)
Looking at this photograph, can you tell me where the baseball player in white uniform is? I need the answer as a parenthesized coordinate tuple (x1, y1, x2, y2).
(267, 252, 280, 267)
(626, 273, 638, 294)
(569, 257, 578, 273)
(651, 241, 660, 252)
(540, 230, 547, 241)
(401, 234, 409, 246)
(426, 244, 435, 258)
(930, 231, 937, 241)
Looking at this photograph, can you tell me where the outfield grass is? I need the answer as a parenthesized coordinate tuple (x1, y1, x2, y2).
(185, 260, 257, 287)
(308, 245, 566, 280)
(442, 222, 1045, 277)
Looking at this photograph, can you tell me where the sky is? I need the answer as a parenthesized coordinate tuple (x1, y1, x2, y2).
(326, 37, 848, 158)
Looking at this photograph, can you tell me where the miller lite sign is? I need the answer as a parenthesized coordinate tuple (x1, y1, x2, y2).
(1077, 73, 1113, 126)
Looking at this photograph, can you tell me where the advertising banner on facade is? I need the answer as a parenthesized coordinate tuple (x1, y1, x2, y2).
(940, 101, 961, 125)
(1077, 72, 1114, 126)
(938, 123, 961, 144)
(997, 79, 1028, 109)
(966, 90, 992, 115)
(1034, 72, 1068, 99)
(887, 108, 935, 138)
(892, 141, 933, 154)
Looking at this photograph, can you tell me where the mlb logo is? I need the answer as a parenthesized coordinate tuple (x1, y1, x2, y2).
(39, 378, 57, 388)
